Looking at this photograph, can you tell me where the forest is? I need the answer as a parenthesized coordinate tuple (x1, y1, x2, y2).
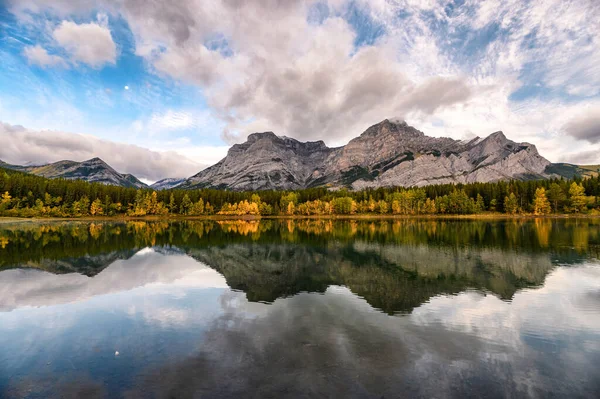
(1, 166, 599, 218)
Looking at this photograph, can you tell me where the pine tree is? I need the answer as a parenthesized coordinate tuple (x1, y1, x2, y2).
(180, 193, 192, 215)
(80, 196, 90, 216)
(475, 194, 485, 213)
(548, 183, 566, 213)
(569, 182, 587, 213)
(189, 198, 204, 215)
(504, 193, 519, 214)
(280, 192, 298, 213)
(103, 195, 112, 215)
(168, 193, 176, 213)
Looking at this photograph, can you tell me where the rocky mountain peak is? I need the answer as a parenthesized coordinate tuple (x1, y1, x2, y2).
(247, 132, 278, 142)
(233, 131, 330, 156)
(359, 119, 425, 141)
(84, 157, 107, 164)
(484, 131, 508, 143)
(474, 130, 539, 157)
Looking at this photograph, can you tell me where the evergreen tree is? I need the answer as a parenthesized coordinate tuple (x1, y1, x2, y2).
(548, 183, 566, 213)
(504, 193, 519, 214)
(331, 197, 354, 214)
(103, 195, 112, 215)
(190, 198, 205, 215)
(475, 194, 485, 213)
(280, 192, 299, 214)
(180, 194, 192, 215)
(168, 193, 177, 214)
(2, 163, 599, 218)
(569, 182, 587, 213)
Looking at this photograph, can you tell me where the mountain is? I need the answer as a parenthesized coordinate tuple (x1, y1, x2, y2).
(150, 177, 186, 190)
(2, 120, 591, 192)
(121, 173, 148, 189)
(181, 119, 559, 190)
(181, 132, 334, 190)
(0, 157, 148, 189)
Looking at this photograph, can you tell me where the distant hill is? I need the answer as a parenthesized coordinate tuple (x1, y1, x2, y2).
(0, 157, 148, 189)
(544, 163, 600, 179)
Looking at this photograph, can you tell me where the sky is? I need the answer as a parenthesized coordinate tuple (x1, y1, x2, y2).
(0, 0, 599, 183)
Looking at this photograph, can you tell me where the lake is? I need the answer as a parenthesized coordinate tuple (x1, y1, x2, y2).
(1, 218, 600, 398)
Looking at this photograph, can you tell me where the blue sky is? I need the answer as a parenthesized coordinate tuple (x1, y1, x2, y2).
(0, 6, 222, 144)
(1, 0, 599, 181)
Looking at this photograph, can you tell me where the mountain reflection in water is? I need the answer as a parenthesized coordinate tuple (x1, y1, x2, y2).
(0, 219, 599, 398)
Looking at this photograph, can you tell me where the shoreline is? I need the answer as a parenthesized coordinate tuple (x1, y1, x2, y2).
(1, 213, 600, 224)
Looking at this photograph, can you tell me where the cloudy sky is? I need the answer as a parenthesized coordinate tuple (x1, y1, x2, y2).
(1, 0, 599, 182)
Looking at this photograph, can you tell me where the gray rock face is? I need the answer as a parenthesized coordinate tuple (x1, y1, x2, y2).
(182, 132, 334, 190)
(0, 157, 148, 189)
(182, 119, 557, 190)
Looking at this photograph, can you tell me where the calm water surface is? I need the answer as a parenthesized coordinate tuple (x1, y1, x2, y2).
(1, 219, 600, 398)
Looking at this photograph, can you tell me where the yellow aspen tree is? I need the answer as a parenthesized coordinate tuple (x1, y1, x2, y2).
(533, 188, 551, 215)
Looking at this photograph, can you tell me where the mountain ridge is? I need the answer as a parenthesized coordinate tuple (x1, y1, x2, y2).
(2, 119, 595, 190)
(180, 119, 563, 191)
(0, 157, 148, 189)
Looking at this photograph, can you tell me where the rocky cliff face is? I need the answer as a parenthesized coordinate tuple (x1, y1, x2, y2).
(182, 119, 556, 190)
(0, 157, 148, 189)
(182, 132, 334, 190)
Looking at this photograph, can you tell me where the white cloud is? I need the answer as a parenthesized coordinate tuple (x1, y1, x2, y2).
(6, 0, 600, 161)
(0, 249, 228, 312)
(142, 6, 476, 144)
(150, 110, 196, 130)
(412, 264, 600, 344)
(167, 144, 229, 167)
(144, 109, 229, 140)
(0, 121, 212, 180)
(563, 106, 600, 144)
(23, 45, 68, 68)
(53, 20, 117, 68)
(558, 149, 600, 165)
(7, 1, 476, 145)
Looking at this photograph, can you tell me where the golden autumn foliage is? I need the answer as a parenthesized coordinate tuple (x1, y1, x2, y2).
(533, 188, 551, 215)
(1, 163, 599, 218)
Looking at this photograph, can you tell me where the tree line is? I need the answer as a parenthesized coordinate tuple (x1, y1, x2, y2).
(1, 166, 599, 218)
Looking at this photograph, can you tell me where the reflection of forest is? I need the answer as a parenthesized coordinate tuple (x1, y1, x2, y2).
(189, 240, 553, 313)
(1, 219, 599, 313)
